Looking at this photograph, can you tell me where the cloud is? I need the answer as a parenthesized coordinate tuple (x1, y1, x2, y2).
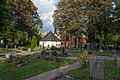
(32, 0, 60, 32)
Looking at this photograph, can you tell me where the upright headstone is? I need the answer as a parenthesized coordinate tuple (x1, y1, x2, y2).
(6, 45, 8, 51)
(91, 43, 94, 50)
(87, 43, 90, 50)
(90, 57, 104, 80)
(28, 48, 31, 53)
(117, 57, 120, 68)
(5, 53, 12, 59)
(111, 49, 117, 58)
(20, 47, 23, 51)
(100, 49, 103, 52)
(61, 47, 65, 54)
(15, 45, 17, 49)
(15, 45, 17, 53)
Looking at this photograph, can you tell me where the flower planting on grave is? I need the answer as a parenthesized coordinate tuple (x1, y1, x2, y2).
(79, 51, 89, 67)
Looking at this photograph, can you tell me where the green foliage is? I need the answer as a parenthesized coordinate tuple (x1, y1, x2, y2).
(31, 36, 37, 49)
(54, 0, 120, 48)
(0, 0, 43, 46)
(52, 51, 58, 56)
(50, 46, 57, 50)
(22, 47, 28, 51)
(34, 46, 42, 51)
(79, 51, 89, 67)
(0, 0, 14, 40)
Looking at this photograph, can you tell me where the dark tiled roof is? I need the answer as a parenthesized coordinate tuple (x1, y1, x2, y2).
(41, 31, 60, 41)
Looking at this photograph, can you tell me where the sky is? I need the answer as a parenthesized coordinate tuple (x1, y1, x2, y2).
(32, 0, 60, 32)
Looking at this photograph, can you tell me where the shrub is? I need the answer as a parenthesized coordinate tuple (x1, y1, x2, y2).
(22, 47, 28, 51)
(88, 50, 93, 55)
(34, 47, 42, 51)
(52, 51, 57, 56)
(79, 51, 89, 67)
(31, 36, 37, 49)
(51, 46, 57, 50)
(4, 59, 12, 63)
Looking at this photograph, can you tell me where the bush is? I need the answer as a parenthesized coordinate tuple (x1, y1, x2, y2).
(34, 47, 42, 51)
(88, 50, 93, 55)
(22, 47, 28, 51)
(52, 51, 57, 56)
(51, 46, 57, 50)
(79, 51, 89, 67)
(4, 59, 12, 63)
(31, 36, 37, 49)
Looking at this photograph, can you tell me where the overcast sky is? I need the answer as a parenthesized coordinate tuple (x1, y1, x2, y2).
(32, 0, 60, 32)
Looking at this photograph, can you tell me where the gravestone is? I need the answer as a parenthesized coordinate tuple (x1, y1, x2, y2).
(90, 57, 104, 80)
(100, 49, 103, 52)
(91, 43, 94, 50)
(28, 48, 31, 53)
(111, 49, 117, 58)
(87, 43, 90, 50)
(15, 45, 17, 49)
(5, 53, 12, 59)
(61, 47, 65, 54)
(117, 57, 120, 67)
(6, 45, 8, 51)
(20, 47, 23, 51)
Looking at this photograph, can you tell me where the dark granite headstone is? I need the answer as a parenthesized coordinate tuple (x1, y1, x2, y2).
(117, 57, 120, 68)
(61, 47, 65, 54)
(87, 43, 90, 50)
(90, 57, 104, 80)
(111, 49, 117, 58)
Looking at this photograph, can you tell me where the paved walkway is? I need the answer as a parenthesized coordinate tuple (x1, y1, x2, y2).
(25, 62, 80, 80)
(64, 57, 78, 60)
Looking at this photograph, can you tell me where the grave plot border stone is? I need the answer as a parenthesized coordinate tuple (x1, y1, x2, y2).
(90, 57, 105, 80)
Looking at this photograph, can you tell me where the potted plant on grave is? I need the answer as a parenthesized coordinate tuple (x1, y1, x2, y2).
(79, 51, 89, 67)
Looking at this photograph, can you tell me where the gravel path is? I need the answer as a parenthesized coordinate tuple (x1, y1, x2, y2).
(25, 62, 80, 80)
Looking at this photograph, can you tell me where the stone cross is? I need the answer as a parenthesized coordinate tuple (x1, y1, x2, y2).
(117, 57, 120, 68)
(90, 57, 104, 80)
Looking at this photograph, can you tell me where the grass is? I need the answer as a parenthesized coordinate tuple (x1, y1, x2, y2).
(68, 52, 80, 57)
(68, 50, 83, 57)
(66, 60, 120, 80)
(95, 50, 120, 56)
(0, 57, 75, 80)
(95, 51, 112, 56)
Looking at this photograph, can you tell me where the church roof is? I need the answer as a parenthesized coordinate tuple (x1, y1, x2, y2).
(41, 31, 60, 41)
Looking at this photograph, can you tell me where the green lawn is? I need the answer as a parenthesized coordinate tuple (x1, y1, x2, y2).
(95, 51, 112, 56)
(0, 57, 75, 80)
(68, 50, 83, 57)
(66, 60, 120, 80)
(95, 51, 120, 56)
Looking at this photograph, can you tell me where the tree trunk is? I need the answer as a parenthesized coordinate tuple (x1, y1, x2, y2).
(99, 30, 102, 50)
(104, 29, 107, 50)
(74, 36, 77, 49)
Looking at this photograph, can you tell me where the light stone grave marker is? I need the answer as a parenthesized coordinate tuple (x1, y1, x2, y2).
(90, 57, 104, 80)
